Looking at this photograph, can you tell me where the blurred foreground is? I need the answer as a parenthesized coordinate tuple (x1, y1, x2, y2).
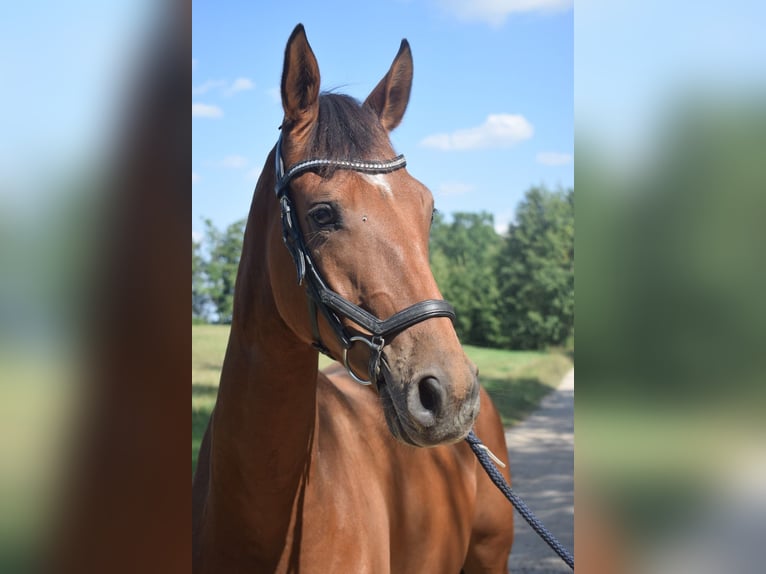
(1, 1, 188, 572)
(576, 2, 766, 572)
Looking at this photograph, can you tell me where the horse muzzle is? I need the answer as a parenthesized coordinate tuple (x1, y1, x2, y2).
(378, 364, 481, 447)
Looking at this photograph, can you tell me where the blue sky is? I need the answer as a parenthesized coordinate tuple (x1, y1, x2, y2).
(2, 1, 760, 235)
(576, 0, 766, 168)
(192, 0, 573, 236)
(0, 1, 156, 196)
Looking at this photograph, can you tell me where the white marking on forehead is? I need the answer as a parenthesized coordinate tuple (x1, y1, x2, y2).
(361, 173, 393, 197)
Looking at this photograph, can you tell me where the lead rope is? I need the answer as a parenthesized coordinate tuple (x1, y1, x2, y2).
(465, 430, 575, 570)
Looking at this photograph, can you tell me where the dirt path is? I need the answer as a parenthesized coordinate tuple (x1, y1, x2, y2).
(505, 368, 574, 573)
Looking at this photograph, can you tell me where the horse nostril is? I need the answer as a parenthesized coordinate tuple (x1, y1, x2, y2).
(407, 376, 445, 428)
(419, 377, 441, 413)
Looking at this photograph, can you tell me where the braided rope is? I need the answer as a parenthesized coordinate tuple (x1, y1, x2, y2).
(465, 430, 574, 570)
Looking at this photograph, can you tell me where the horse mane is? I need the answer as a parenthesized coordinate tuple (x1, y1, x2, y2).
(307, 93, 391, 177)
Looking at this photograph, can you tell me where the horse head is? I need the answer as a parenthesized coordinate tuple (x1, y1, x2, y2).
(269, 24, 480, 447)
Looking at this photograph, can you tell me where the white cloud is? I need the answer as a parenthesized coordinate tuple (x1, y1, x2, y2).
(192, 103, 223, 118)
(192, 171, 200, 184)
(536, 151, 573, 166)
(192, 230, 203, 242)
(436, 0, 572, 27)
(437, 181, 476, 196)
(421, 114, 534, 150)
(192, 58, 198, 71)
(493, 209, 515, 235)
(193, 78, 254, 97)
(226, 77, 254, 96)
(192, 79, 226, 95)
(219, 155, 248, 169)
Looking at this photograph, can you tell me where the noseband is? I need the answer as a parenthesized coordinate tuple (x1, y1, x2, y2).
(274, 135, 456, 385)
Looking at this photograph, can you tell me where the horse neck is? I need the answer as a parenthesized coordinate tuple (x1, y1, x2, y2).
(208, 160, 319, 537)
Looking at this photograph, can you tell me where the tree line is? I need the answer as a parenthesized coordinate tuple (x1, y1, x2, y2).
(193, 185, 574, 350)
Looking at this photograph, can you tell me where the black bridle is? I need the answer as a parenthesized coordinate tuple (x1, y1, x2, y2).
(274, 135, 456, 385)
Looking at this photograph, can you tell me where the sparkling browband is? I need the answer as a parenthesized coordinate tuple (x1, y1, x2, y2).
(277, 155, 407, 192)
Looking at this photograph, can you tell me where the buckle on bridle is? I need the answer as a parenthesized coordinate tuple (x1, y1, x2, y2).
(279, 195, 306, 284)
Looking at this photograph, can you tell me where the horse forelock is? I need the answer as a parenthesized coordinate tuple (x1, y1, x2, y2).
(305, 93, 393, 177)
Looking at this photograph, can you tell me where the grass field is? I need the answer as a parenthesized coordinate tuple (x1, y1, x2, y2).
(192, 324, 572, 473)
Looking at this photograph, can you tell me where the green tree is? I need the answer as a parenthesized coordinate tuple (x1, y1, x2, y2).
(192, 235, 208, 321)
(202, 217, 246, 324)
(430, 212, 504, 347)
(497, 187, 574, 349)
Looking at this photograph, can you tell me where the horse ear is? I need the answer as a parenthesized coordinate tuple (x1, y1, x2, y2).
(364, 39, 413, 132)
(281, 24, 320, 133)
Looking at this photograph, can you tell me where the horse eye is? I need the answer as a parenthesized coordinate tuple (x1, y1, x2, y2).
(309, 204, 337, 228)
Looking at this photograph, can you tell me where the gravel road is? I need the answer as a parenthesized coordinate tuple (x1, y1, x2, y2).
(505, 369, 574, 573)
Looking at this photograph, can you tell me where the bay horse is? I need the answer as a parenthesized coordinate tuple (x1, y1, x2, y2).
(192, 24, 514, 573)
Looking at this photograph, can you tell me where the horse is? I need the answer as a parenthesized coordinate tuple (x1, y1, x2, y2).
(192, 24, 514, 573)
